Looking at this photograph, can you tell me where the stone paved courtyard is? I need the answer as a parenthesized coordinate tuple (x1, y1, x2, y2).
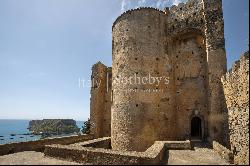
(167, 147, 229, 165)
(0, 146, 229, 165)
(0, 151, 80, 165)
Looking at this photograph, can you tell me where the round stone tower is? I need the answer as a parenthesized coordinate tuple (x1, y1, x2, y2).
(111, 8, 175, 152)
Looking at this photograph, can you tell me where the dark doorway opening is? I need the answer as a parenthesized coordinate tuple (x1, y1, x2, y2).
(191, 117, 202, 139)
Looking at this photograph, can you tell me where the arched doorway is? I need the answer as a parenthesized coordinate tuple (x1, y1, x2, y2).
(191, 117, 202, 139)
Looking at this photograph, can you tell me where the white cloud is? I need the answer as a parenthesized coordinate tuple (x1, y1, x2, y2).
(156, 0, 163, 8)
(172, 0, 182, 6)
(121, 0, 133, 12)
(26, 72, 48, 79)
(121, 0, 126, 12)
(138, 0, 147, 6)
(156, 0, 170, 9)
(120, 0, 186, 13)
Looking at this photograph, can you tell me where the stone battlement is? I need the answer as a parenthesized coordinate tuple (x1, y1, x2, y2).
(221, 51, 249, 165)
(112, 7, 165, 30)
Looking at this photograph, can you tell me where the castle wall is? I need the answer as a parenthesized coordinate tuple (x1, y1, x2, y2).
(87, 0, 229, 152)
(104, 67, 112, 136)
(109, 0, 227, 152)
(166, 0, 204, 36)
(112, 8, 175, 152)
(172, 32, 209, 140)
(166, 0, 228, 145)
(0, 135, 93, 156)
(222, 52, 249, 165)
(203, 0, 228, 144)
(163, 0, 226, 142)
(90, 62, 112, 138)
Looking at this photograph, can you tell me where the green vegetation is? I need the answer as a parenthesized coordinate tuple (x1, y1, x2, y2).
(81, 118, 91, 134)
(28, 119, 80, 135)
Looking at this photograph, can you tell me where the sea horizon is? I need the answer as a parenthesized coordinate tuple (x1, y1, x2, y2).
(0, 119, 85, 145)
(0, 118, 86, 121)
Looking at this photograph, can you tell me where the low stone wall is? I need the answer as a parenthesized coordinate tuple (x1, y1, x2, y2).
(164, 140, 191, 150)
(44, 138, 191, 165)
(78, 137, 111, 149)
(213, 141, 233, 164)
(0, 134, 93, 156)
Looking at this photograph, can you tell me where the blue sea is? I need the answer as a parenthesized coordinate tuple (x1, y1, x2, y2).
(0, 119, 84, 145)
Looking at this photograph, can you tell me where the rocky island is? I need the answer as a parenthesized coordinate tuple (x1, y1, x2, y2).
(28, 119, 80, 136)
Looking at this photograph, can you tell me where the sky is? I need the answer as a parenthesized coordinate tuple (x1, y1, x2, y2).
(0, 0, 249, 121)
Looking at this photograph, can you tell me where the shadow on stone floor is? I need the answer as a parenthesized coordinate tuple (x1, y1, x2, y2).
(191, 140, 212, 149)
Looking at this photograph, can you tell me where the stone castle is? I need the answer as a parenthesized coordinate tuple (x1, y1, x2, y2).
(91, 0, 227, 150)
(89, 0, 249, 164)
(0, 0, 248, 165)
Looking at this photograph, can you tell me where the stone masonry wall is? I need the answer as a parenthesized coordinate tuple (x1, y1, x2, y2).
(110, 0, 227, 152)
(112, 8, 174, 152)
(165, 0, 209, 141)
(45, 138, 191, 165)
(0, 134, 93, 156)
(90, 62, 112, 138)
(172, 32, 209, 140)
(166, 0, 204, 37)
(222, 51, 249, 165)
(203, 0, 227, 144)
(89, 0, 227, 152)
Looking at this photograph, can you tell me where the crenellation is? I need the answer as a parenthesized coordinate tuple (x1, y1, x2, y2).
(112, 7, 165, 30)
(221, 51, 249, 165)
(203, 0, 225, 51)
(167, 0, 204, 37)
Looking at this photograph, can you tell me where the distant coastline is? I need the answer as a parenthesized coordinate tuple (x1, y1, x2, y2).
(0, 119, 84, 145)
